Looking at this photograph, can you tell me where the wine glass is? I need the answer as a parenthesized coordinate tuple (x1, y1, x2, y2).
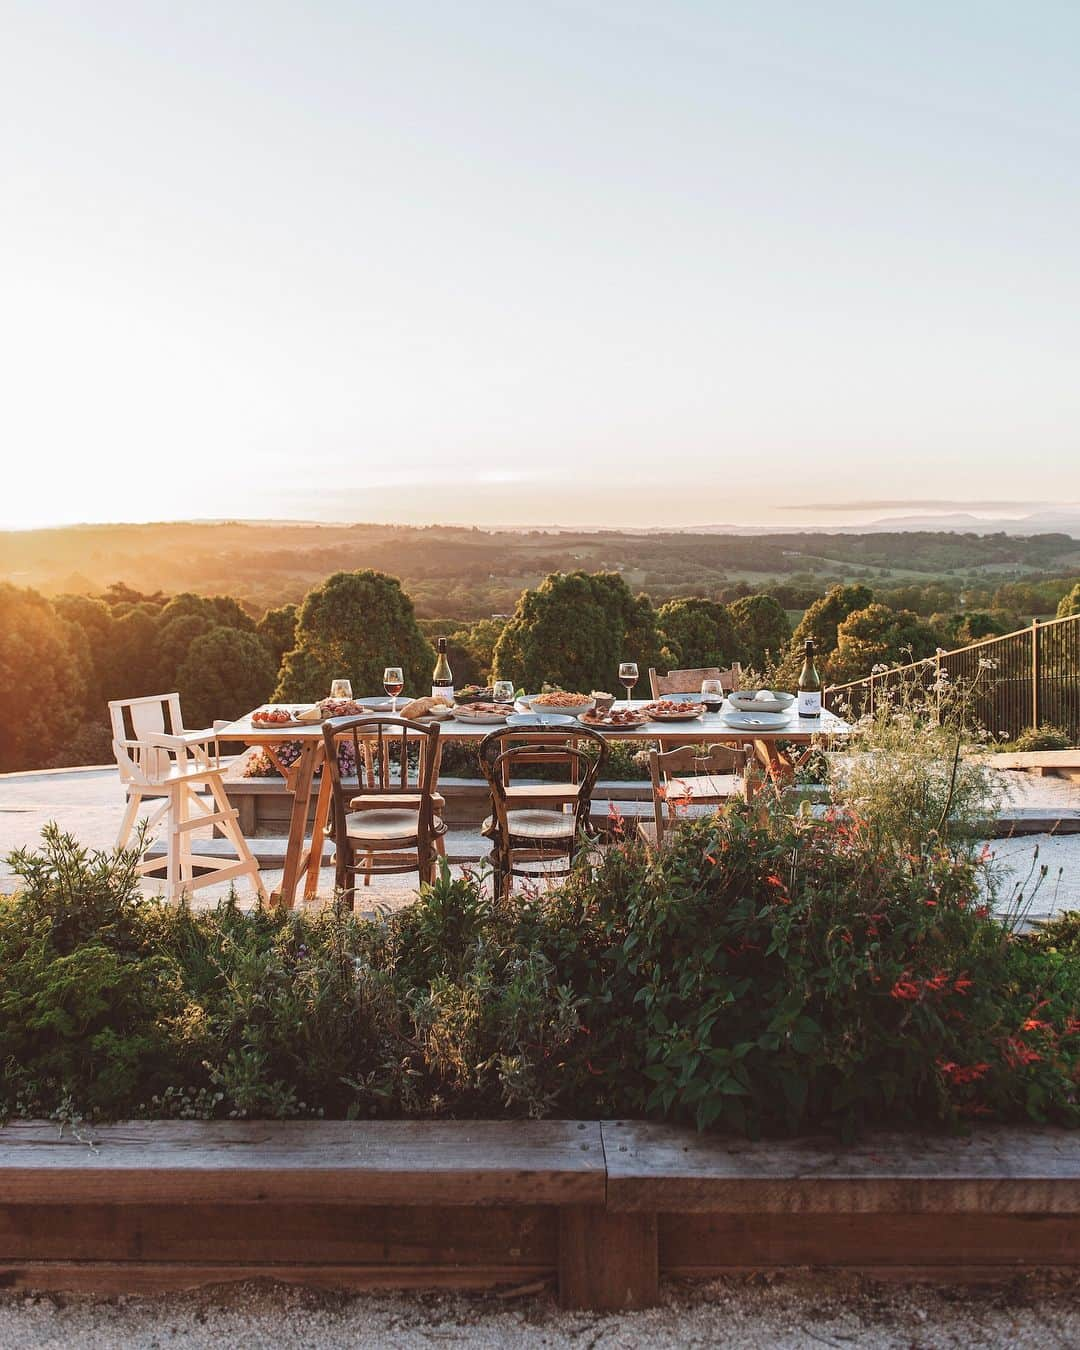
(383, 666, 404, 715)
(618, 662, 639, 710)
(701, 678, 723, 716)
(329, 678, 352, 701)
(492, 679, 514, 706)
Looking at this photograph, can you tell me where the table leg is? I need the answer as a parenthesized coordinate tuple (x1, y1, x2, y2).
(273, 740, 322, 909)
(304, 769, 333, 902)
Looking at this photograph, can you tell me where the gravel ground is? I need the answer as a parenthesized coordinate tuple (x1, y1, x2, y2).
(2, 1275, 1079, 1349)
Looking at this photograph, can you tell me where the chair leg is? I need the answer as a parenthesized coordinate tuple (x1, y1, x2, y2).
(363, 851, 373, 886)
(207, 773, 267, 903)
(166, 785, 184, 903)
(116, 790, 141, 850)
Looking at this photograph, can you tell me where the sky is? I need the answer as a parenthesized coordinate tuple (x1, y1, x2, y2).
(2, 0, 1079, 530)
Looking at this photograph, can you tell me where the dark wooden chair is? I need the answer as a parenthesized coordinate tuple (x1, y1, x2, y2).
(479, 726, 607, 898)
(322, 715, 445, 905)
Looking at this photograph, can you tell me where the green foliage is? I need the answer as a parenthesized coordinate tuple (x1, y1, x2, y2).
(257, 603, 299, 667)
(176, 627, 277, 727)
(655, 597, 744, 669)
(4, 787, 1078, 1135)
(0, 584, 86, 772)
(1007, 724, 1073, 753)
(728, 594, 791, 668)
(829, 604, 940, 683)
(493, 571, 661, 693)
(793, 583, 875, 657)
(275, 570, 433, 701)
(1058, 581, 1080, 619)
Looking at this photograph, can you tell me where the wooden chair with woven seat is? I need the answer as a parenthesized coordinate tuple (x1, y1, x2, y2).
(349, 731, 447, 880)
(322, 715, 446, 906)
(640, 742, 755, 851)
(648, 664, 743, 698)
(479, 726, 607, 899)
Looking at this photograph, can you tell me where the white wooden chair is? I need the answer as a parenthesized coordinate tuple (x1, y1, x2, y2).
(109, 694, 265, 903)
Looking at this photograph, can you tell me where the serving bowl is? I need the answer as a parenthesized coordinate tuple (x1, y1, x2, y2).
(728, 689, 796, 714)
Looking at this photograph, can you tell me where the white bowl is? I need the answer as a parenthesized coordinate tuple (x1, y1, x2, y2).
(728, 689, 796, 713)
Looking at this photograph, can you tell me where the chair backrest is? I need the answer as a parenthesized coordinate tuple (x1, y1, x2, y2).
(648, 743, 751, 842)
(648, 664, 743, 697)
(108, 693, 186, 786)
(322, 715, 442, 833)
(479, 726, 607, 840)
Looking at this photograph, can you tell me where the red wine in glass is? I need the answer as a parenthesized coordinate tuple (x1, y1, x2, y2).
(618, 662, 638, 709)
(383, 666, 404, 714)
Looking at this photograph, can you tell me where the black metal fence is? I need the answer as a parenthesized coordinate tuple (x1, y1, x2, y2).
(824, 614, 1080, 744)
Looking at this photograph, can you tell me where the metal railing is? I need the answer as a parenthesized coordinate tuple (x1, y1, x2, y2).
(824, 613, 1080, 744)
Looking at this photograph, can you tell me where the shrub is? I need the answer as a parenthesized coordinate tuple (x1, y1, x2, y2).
(1007, 724, 1073, 753)
(2, 802, 1077, 1135)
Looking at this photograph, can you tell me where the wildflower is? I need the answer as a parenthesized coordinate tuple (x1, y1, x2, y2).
(937, 1058, 990, 1086)
(890, 977, 920, 1001)
(1021, 1017, 1051, 1033)
(973, 905, 990, 920)
(953, 976, 973, 995)
(1001, 1037, 1042, 1068)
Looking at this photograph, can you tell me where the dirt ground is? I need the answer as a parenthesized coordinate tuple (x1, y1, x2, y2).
(2, 1273, 1079, 1349)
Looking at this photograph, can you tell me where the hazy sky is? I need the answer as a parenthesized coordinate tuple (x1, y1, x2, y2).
(3, 1, 1078, 529)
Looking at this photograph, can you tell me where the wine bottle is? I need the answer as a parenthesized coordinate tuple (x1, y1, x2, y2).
(431, 637, 454, 702)
(797, 639, 822, 718)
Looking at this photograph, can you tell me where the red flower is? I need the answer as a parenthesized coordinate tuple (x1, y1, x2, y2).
(973, 905, 990, 920)
(1001, 1037, 1042, 1069)
(890, 978, 920, 1001)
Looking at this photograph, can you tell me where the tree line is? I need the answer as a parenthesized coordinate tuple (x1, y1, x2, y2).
(3, 570, 1079, 773)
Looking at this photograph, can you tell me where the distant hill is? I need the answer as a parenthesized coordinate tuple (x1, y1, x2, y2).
(2, 520, 1078, 620)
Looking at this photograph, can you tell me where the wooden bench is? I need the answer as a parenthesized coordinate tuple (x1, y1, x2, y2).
(3, 1120, 1078, 1308)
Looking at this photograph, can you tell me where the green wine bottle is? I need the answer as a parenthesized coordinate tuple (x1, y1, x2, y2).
(431, 637, 454, 702)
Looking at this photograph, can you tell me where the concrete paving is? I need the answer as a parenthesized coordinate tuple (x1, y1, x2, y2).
(1, 764, 1078, 922)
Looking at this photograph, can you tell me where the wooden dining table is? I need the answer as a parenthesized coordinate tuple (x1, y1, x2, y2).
(216, 701, 851, 907)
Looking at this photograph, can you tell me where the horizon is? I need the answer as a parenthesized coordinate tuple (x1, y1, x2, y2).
(4, 2, 1079, 530)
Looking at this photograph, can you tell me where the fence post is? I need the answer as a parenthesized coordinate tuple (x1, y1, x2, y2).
(869, 672, 875, 717)
(1031, 619, 1041, 731)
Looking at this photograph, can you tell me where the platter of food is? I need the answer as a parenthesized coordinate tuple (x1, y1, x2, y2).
(252, 706, 312, 727)
(579, 708, 649, 730)
(518, 691, 596, 717)
(727, 689, 796, 714)
(452, 703, 516, 724)
(644, 699, 705, 722)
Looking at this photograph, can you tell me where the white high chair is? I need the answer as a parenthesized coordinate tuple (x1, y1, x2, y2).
(109, 694, 265, 903)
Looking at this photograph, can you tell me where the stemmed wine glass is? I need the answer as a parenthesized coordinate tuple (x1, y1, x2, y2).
(618, 662, 639, 710)
(701, 678, 723, 716)
(383, 666, 404, 715)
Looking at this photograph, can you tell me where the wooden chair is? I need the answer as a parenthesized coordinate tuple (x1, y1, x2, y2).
(322, 715, 446, 905)
(641, 742, 754, 850)
(648, 664, 743, 698)
(349, 734, 447, 877)
(108, 695, 265, 903)
(479, 726, 607, 898)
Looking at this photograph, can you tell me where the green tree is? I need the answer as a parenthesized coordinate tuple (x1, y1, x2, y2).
(655, 597, 745, 669)
(728, 594, 791, 668)
(0, 585, 86, 771)
(257, 604, 299, 669)
(158, 592, 255, 632)
(275, 570, 433, 701)
(793, 583, 875, 657)
(1057, 581, 1080, 619)
(954, 609, 1018, 644)
(154, 613, 216, 690)
(176, 628, 277, 728)
(447, 617, 507, 687)
(52, 594, 116, 709)
(493, 570, 662, 693)
(830, 604, 940, 683)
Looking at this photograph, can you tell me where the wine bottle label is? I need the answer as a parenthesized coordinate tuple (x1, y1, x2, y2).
(798, 690, 822, 717)
(432, 684, 454, 702)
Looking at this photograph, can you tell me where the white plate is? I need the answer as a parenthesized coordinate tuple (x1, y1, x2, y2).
(719, 709, 795, 729)
(452, 707, 510, 724)
(360, 696, 409, 711)
(507, 712, 577, 727)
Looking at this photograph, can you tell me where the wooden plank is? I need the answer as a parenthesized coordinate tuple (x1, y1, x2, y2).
(0, 1203, 555, 1266)
(0, 1121, 605, 1208)
(659, 1212, 1080, 1271)
(558, 1207, 658, 1311)
(0, 1262, 550, 1296)
(602, 1121, 1080, 1214)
